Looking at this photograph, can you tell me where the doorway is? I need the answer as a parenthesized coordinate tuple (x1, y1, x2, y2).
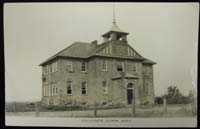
(127, 83, 134, 104)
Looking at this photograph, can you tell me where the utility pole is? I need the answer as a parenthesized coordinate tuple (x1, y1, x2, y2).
(35, 101, 39, 117)
(132, 92, 135, 117)
(163, 98, 167, 113)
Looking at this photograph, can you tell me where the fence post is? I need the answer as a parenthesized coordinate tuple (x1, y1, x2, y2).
(13, 102, 16, 112)
(163, 98, 167, 113)
(132, 99, 135, 117)
(191, 99, 196, 116)
(94, 101, 97, 117)
(35, 102, 39, 117)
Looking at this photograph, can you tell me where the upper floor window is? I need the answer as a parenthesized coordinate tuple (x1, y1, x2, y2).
(102, 61, 107, 71)
(81, 62, 87, 72)
(42, 67, 44, 75)
(50, 65, 53, 73)
(133, 63, 137, 72)
(43, 86, 45, 96)
(81, 82, 87, 95)
(67, 81, 72, 95)
(128, 47, 134, 56)
(106, 47, 109, 54)
(46, 65, 49, 74)
(66, 61, 73, 72)
(52, 62, 58, 72)
(109, 45, 112, 54)
(53, 87, 55, 95)
(116, 62, 124, 72)
(102, 81, 108, 94)
(43, 62, 58, 75)
(55, 87, 57, 94)
(102, 49, 106, 54)
(50, 86, 52, 96)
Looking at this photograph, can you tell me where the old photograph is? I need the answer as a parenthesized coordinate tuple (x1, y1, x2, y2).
(4, 2, 198, 127)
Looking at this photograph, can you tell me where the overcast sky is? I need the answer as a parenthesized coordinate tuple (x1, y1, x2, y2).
(4, 3, 199, 102)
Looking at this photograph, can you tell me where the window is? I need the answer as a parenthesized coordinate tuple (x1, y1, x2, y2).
(54, 62, 57, 72)
(50, 86, 52, 95)
(52, 63, 55, 73)
(45, 86, 48, 96)
(82, 82, 87, 95)
(128, 47, 130, 56)
(133, 64, 137, 72)
(67, 81, 72, 95)
(55, 87, 57, 94)
(102, 81, 108, 94)
(81, 101, 87, 105)
(128, 47, 134, 56)
(81, 62, 87, 72)
(130, 49, 133, 56)
(46, 65, 49, 74)
(43, 86, 45, 96)
(53, 87, 55, 95)
(102, 81, 106, 87)
(43, 67, 45, 75)
(109, 45, 112, 54)
(103, 48, 106, 54)
(106, 47, 109, 54)
(117, 63, 124, 72)
(52, 62, 58, 72)
(102, 61, 107, 71)
(50, 65, 52, 73)
(66, 61, 73, 72)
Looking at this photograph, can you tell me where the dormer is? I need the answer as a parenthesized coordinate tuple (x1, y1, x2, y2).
(102, 21, 129, 43)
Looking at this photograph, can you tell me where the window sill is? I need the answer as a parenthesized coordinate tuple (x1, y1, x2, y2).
(67, 70, 74, 73)
(82, 94, 88, 96)
(81, 71, 88, 74)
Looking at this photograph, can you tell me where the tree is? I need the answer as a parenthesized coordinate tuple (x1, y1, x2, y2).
(162, 86, 194, 104)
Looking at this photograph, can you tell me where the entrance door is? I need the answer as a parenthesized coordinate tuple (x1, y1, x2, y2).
(127, 83, 134, 104)
(127, 89, 133, 104)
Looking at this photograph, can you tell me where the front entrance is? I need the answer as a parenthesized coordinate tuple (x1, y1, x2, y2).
(127, 83, 134, 104)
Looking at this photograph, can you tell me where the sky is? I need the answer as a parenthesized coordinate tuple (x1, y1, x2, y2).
(4, 3, 199, 102)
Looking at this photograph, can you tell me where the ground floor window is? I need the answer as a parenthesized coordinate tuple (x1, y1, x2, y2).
(82, 82, 87, 95)
(67, 81, 72, 95)
(102, 81, 108, 94)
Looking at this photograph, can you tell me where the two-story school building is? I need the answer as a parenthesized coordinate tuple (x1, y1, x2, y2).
(39, 20, 156, 107)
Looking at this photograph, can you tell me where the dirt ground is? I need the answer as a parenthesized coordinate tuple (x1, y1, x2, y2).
(5, 104, 197, 118)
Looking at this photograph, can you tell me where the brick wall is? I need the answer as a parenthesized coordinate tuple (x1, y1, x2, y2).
(41, 55, 154, 107)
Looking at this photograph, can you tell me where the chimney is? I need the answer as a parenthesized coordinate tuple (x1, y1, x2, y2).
(91, 40, 98, 47)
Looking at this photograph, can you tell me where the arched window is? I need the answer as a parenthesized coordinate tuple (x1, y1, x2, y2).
(127, 83, 134, 89)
